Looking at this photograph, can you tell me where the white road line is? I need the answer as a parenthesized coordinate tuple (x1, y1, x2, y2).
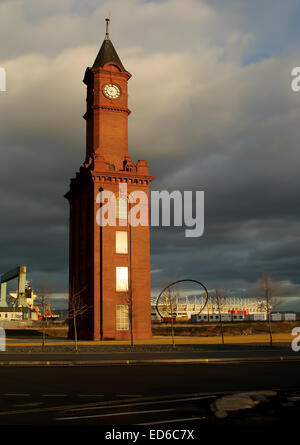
(41, 394, 67, 397)
(57, 407, 175, 421)
(3, 394, 30, 397)
(78, 395, 105, 397)
(13, 402, 43, 408)
(115, 394, 142, 398)
(66, 395, 215, 414)
(137, 416, 206, 425)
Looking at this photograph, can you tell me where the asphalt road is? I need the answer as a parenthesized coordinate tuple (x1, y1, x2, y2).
(0, 361, 299, 425)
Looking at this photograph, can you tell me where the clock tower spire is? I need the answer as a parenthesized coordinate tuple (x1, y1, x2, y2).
(105, 17, 110, 39)
(65, 19, 154, 341)
(83, 19, 131, 171)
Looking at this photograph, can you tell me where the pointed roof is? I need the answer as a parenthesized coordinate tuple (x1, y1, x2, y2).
(93, 18, 125, 70)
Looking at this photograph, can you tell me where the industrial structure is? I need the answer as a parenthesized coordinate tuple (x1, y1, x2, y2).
(0, 266, 27, 307)
(65, 19, 154, 340)
(0, 266, 39, 320)
(0, 266, 59, 322)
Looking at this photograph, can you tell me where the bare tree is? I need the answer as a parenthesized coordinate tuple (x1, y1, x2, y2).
(35, 283, 52, 348)
(255, 296, 282, 313)
(211, 288, 227, 345)
(270, 297, 283, 311)
(255, 297, 268, 313)
(258, 272, 278, 347)
(164, 288, 177, 349)
(125, 289, 134, 347)
(67, 285, 88, 352)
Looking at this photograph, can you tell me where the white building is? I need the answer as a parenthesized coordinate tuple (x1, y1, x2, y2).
(283, 313, 296, 321)
(152, 296, 272, 322)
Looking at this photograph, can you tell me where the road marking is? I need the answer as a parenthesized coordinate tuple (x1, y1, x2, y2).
(3, 394, 30, 397)
(41, 394, 67, 397)
(138, 416, 206, 425)
(66, 395, 215, 414)
(57, 408, 175, 421)
(13, 402, 43, 408)
(115, 394, 142, 398)
(0, 389, 272, 418)
(78, 394, 104, 397)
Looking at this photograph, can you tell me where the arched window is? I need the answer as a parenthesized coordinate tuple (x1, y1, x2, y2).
(116, 197, 127, 220)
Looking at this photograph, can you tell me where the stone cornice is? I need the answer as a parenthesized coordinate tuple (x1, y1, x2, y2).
(83, 105, 131, 120)
(92, 172, 155, 186)
(95, 105, 131, 114)
(65, 167, 155, 200)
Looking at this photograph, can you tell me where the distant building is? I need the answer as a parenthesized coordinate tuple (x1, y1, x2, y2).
(283, 313, 296, 321)
(0, 307, 32, 321)
(152, 296, 296, 322)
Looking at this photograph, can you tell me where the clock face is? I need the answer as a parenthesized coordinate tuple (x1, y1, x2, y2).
(103, 84, 121, 99)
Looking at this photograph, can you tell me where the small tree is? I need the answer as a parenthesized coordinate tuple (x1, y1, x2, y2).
(164, 288, 177, 349)
(211, 288, 227, 345)
(35, 283, 52, 348)
(270, 296, 283, 312)
(125, 287, 134, 347)
(258, 272, 278, 347)
(68, 285, 88, 352)
(41, 296, 47, 348)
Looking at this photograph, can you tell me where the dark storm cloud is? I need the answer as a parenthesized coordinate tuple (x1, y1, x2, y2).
(0, 0, 300, 304)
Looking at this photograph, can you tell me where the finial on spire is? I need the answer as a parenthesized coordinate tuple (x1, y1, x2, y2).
(105, 18, 110, 40)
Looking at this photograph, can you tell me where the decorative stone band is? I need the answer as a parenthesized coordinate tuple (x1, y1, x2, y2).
(92, 174, 154, 186)
(96, 105, 131, 114)
(83, 105, 131, 120)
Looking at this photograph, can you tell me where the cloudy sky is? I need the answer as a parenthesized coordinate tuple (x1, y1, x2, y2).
(0, 0, 300, 308)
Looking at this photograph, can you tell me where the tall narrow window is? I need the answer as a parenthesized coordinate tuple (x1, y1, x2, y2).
(116, 305, 129, 330)
(116, 267, 129, 291)
(116, 231, 128, 254)
(116, 197, 127, 220)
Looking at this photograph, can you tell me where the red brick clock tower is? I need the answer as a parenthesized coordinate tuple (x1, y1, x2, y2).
(65, 19, 154, 340)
